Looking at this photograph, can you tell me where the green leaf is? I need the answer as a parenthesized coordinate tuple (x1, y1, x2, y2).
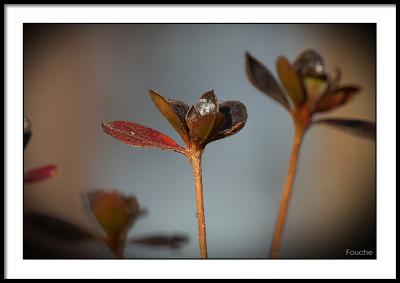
(303, 77, 327, 98)
(149, 90, 190, 145)
(276, 56, 305, 106)
(314, 118, 375, 139)
(245, 52, 290, 110)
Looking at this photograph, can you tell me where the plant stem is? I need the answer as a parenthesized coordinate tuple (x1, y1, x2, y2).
(270, 125, 305, 258)
(190, 152, 208, 259)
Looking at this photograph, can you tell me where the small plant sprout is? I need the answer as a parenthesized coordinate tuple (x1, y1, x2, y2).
(86, 190, 188, 258)
(102, 90, 248, 258)
(245, 50, 376, 258)
(25, 190, 188, 258)
(87, 190, 144, 258)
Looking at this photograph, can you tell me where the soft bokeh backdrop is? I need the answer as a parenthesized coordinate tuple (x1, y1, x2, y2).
(24, 24, 376, 258)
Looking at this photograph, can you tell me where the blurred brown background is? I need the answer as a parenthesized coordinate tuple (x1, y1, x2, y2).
(23, 24, 376, 258)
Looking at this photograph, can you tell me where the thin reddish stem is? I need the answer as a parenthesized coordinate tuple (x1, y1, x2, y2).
(270, 125, 305, 258)
(190, 152, 208, 259)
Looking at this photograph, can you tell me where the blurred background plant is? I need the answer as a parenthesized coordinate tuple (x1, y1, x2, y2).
(25, 189, 188, 258)
(246, 50, 375, 258)
(24, 114, 188, 258)
(85, 190, 188, 258)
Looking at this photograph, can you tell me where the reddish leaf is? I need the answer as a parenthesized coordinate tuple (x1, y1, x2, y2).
(314, 86, 360, 112)
(24, 164, 57, 184)
(314, 118, 376, 139)
(102, 121, 186, 154)
(315, 92, 345, 112)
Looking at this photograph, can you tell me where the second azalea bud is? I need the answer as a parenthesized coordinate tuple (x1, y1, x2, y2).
(87, 190, 144, 256)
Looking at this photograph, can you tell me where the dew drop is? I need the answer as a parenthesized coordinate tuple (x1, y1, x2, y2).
(197, 98, 216, 116)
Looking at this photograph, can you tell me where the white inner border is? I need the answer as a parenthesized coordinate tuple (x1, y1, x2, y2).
(5, 5, 396, 279)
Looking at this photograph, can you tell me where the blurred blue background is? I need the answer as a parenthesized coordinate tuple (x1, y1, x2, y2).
(24, 24, 376, 258)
